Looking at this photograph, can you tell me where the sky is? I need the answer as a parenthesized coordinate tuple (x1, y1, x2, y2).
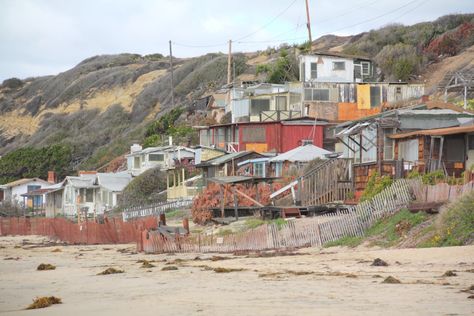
(0, 0, 473, 81)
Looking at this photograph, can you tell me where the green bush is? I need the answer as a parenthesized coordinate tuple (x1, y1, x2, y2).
(421, 191, 474, 247)
(118, 167, 167, 208)
(360, 172, 393, 202)
(0, 144, 73, 184)
(421, 170, 445, 185)
(374, 43, 422, 81)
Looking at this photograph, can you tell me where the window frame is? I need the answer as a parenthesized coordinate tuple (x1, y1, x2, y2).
(310, 62, 317, 79)
(332, 61, 346, 71)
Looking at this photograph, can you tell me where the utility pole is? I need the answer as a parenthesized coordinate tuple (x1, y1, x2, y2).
(169, 40, 174, 107)
(305, 0, 312, 51)
(227, 40, 232, 85)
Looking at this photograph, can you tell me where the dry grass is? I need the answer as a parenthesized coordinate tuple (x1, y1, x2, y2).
(51, 248, 62, 253)
(37, 263, 56, 271)
(26, 296, 62, 309)
(382, 276, 401, 284)
(371, 258, 388, 266)
(140, 260, 155, 268)
(161, 266, 178, 271)
(442, 270, 457, 277)
(97, 268, 124, 275)
(213, 267, 244, 273)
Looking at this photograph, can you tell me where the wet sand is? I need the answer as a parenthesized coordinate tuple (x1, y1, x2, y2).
(0, 235, 473, 315)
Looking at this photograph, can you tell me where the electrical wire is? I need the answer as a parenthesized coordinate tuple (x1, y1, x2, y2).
(234, 0, 299, 42)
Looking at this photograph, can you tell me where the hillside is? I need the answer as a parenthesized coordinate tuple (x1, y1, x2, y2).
(0, 13, 473, 183)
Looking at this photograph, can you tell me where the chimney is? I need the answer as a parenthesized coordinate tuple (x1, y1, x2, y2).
(130, 143, 142, 153)
(47, 171, 56, 184)
(169, 136, 173, 146)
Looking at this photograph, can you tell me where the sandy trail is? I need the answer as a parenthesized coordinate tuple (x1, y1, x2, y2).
(0, 236, 473, 315)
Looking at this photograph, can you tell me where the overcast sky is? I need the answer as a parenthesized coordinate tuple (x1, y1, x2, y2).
(0, 0, 473, 81)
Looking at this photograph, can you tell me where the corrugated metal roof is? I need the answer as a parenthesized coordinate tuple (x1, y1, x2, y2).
(390, 125, 474, 139)
(269, 144, 332, 162)
(96, 172, 132, 192)
(200, 151, 260, 166)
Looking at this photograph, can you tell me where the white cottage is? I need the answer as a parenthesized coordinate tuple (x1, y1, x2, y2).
(299, 52, 374, 83)
(45, 172, 132, 218)
(126, 144, 195, 176)
(0, 178, 51, 208)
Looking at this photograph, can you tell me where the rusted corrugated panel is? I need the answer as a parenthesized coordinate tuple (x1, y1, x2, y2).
(337, 102, 381, 121)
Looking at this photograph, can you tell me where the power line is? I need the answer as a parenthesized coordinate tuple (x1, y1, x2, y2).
(317, 0, 379, 23)
(330, 0, 422, 32)
(173, 41, 228, 48)
(234, 0, 299, 42)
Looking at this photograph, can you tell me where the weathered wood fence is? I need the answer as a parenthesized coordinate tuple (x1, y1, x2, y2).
(411, 181, 474, 203)
(300, 158, 353, 206)
(122, 199, 193, 221)
(140, 179, 415, 253)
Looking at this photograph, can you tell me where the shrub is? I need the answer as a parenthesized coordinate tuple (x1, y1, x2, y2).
(421, 170, 445, 185)
(374, 43, 422, 81)
(2, 77, 23, 89)
(118, 167, 167, 208)
(360, 172, 393, 202)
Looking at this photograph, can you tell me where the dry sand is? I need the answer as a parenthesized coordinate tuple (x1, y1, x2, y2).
(0, 235, 473, 315)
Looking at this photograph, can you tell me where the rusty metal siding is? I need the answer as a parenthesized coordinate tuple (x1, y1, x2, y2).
(281, 124, 323, 152)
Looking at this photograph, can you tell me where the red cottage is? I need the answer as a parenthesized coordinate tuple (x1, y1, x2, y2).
(197, 117, 327, 154)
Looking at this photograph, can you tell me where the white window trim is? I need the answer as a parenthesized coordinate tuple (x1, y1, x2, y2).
(361, 62, 370, 76)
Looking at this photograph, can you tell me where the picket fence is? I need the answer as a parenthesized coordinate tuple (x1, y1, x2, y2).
(140, 179, 416, 253)
(122, 199, 193, 221)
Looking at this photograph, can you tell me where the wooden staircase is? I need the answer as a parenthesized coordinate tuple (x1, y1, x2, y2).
(299, 158, 353, 206)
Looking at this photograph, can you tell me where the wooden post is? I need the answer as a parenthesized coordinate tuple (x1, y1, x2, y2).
(169, 40, 174, 107)
(227, 40, 232, 85)
(159, 213, 166, 226)
(182, 217, 189, 235)
(305, 0, 312, 49)
(233, 186, 239, 220)
(219, 184, 225, 218)
(438, 136, 444, 172)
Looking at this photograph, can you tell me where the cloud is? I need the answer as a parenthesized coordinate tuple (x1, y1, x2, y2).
(0, 0, 472, 81)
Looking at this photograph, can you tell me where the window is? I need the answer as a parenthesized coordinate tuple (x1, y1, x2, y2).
(446, 137, 465, 161)
(310, 62, 317, 79)
(149, 154, 164, 162)
(133, 156, 140, 169)
(250, 99, 270, 116)
(313, 89, 329, 101)
(242, 126, 266, 142)
(254, 162, 265, 177)
(274, 162, 283, 177)
(333, 61, 345, 70)
(398, 139, 419, 162)
(275, 96, 287, 111)
(354, 65, 361, 79)
(361, 126, 377, 163)
(304, 88, 329, 101)
(300, 62, 305, 81)
(370, 86, 381, 108)
(383, 128, 394, 160)
(469, 135, 474, 150)
(85, 189, 94, 203)
(216, 128, 225, 148)
(200, 129, 210, 146)
(361, 62, 370, 75)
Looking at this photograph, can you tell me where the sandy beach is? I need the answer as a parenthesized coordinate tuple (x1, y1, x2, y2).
(0, 235, 473, 315)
